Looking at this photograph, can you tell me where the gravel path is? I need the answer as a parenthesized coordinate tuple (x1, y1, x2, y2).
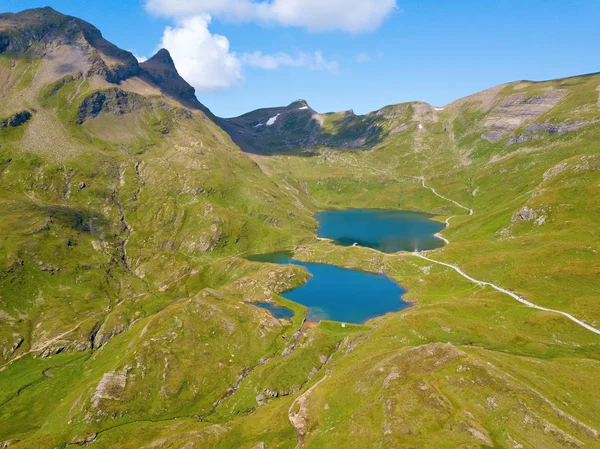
(416, 178, 600, 336)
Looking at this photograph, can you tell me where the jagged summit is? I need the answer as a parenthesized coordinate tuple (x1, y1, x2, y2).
(145, 48, 175, 66)
(140, 48, 207, 112)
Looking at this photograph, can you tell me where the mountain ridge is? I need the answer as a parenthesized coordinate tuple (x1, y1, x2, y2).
(0, 7, 212, 115)
(221, 72, 599, 155)
(1, 7, 600, 449)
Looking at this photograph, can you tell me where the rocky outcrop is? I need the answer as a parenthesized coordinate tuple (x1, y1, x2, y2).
(44, 74, 82, 99)
(480, 90, 566, 142)
(93, 322, 128, 349)
(526, 120, 590, 135)
(77, 89, 146, 123)
(390, 123, 413, 135)
(481, 130, 504, 143)
(39, 340, 89, 358)
(69, 434, 97, 446)
(0, 111, 32, 128)
(1, 334, 24, 360)
(0, 33, 9, 53)
(511, 206, 536, 222)
(92, 369, 128, 410)
(505, 120, 591, 146)
(505, 134, 543, 146)
(87, 53, 140, 85)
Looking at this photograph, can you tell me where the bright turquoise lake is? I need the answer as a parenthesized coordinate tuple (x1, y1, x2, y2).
(248, 209, 443, 324)
(248, 251, 409, 324)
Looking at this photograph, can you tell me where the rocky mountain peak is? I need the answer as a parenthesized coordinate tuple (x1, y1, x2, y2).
(146, 48, 175, 66)
(1, 7, 104, 52)
(288, 99, 311, 109)
(140, 48, 206, 112)
(0, 8, 212, 113)
(0, 7, 140, 83)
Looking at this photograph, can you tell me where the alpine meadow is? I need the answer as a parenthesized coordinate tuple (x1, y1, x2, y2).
(0, 5, 599, 449)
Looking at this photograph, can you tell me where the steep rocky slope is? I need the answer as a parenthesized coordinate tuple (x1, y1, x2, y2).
(1, 7, 599, 449)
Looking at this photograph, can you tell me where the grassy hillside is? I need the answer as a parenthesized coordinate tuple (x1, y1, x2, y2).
(215, 73, 600, 447)
(0, 7, 599, 449)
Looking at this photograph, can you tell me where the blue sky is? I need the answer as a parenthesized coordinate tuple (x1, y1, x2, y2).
(2, 0, 599, 117)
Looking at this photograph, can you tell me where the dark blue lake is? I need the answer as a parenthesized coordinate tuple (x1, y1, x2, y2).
(248, 251, 409, 324)
(253, 301, 295, 320)
(316, 209, 445, 253)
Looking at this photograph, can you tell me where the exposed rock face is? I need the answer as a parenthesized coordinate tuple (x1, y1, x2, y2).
(92, 369, 128, 410)
(77, 89, 146, 123)
(480, 91, 566, 142)
(0, 7, 140, 84)
(511, 206, 537, 222)
(0, 33, 8, 53)
(505, 134, 543, 146)
(87, 53, 140, 85)
(390, 123, 413, 135)
(526, 120, 590, 135)
(219, 99, 417, 155)
(39, 340, 89, 358)
(1, 335, 23, 360)
(0, 111, 32, 128)
(505, 120, 590, 146)
(140, 48, 206, 112)
(481, 130, 504, 143)
(69, 434, 97, 445)
(93, 322, 127, 349)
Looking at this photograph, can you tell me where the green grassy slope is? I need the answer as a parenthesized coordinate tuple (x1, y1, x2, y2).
(209, 73, 600, 448)
(1, 7, 599, 449)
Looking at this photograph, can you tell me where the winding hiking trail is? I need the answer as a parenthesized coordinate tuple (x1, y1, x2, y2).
(288, 371, 330, 449)
(415, 179, 600, 337)
(419, 177, 473, 215)
(433, 216, 454, 245)
(0, 318, 92, 370)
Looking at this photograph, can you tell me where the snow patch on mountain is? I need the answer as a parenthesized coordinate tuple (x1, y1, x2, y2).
(267, 114, 280, 126)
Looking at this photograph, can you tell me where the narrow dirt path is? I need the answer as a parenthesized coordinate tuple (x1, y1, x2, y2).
(419, 177, 472, 214)
(288, 371, 330, 449)
(286, 336, 355, 449)
(414, 178, 600, 337)
(0, 318, 92, 370)
(433, 215, 453, 245)
(413, 251, 600, 335)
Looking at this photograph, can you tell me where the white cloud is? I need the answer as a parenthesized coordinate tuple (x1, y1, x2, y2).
(354, 51, 385, 63)
(146, 0, 397, 33)
(241, 51, 338, 71)
(354, 52, 371, 63)
(158, 15, 243, 91)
